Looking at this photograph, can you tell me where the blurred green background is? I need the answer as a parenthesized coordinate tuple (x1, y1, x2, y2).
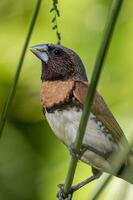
(0, 0, 133, 199)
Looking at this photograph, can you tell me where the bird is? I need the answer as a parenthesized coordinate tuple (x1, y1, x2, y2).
(30, 43, 133, 199)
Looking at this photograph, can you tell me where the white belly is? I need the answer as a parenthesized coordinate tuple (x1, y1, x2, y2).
(45, 107, 117, 172)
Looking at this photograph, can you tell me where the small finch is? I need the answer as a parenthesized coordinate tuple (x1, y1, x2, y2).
(30, 44, 133, 199)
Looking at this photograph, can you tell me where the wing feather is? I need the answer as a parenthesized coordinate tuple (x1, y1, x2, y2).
(73, 81, 128, 147)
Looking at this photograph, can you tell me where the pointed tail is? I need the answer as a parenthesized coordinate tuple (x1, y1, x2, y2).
(116, 150, 133, 184)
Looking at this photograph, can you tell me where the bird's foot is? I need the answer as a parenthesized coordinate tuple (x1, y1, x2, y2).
(57, 184, 73, 200)
(57, 169, 102, 199)
(68, 143, 90, 160)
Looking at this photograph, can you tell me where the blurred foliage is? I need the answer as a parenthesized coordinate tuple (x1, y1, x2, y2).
(0, 0, 133, 199)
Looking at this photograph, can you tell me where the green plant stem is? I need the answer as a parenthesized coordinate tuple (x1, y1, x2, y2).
(0, 0, 42, 136)
(92, 175, 112, 200)
(63, 0, 124, 197)
(91, 137, 133, 199)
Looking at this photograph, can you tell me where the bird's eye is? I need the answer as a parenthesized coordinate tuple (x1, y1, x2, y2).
(53, 49, 62, 56)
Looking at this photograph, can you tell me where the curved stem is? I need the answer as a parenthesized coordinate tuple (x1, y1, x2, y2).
(63, 0, 124, 197)
(0, 0, 42, 136)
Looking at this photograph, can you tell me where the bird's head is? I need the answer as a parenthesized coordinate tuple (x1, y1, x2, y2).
(30, 44, 87, 81)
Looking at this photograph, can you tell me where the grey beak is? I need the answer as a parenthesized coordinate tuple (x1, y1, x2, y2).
(30, 44, 49, 63)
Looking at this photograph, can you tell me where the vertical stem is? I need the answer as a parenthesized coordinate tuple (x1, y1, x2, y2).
(0, 0, 42, 136)
(92, 175, 112, 200)
(63, 0, 124, 196)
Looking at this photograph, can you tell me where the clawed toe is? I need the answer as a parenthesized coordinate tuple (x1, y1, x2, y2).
(58, 183, 64, 191)
(68, 143, 80, 160)
(68, 143, 89, 160)
(57, 184, 73, 200)
(57, 191, 72, 200)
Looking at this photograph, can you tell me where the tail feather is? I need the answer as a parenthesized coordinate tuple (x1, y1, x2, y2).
(116, 151, 133, 184)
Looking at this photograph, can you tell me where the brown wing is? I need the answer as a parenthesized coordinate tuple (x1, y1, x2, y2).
(73, 81, 129, 147)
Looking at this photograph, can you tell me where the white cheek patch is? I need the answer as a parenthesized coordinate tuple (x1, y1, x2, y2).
(39, 52, 49, 63)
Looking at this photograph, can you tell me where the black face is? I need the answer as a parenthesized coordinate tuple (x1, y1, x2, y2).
(30, 44, 88, 81)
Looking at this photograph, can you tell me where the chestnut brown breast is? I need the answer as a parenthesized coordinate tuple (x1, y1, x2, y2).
(40, 80, 75, 108)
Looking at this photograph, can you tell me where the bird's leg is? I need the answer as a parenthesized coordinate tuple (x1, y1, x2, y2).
(69, 143, 108, 160)
(70, 168, 102, 193)
(57, 168, 102, 199)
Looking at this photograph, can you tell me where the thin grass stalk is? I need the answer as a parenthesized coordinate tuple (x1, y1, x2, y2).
(63, 0, 124, 197)
(0, 0, 42, 136)
(92, 135, 133, 199)
(92, 175, 112, 200)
